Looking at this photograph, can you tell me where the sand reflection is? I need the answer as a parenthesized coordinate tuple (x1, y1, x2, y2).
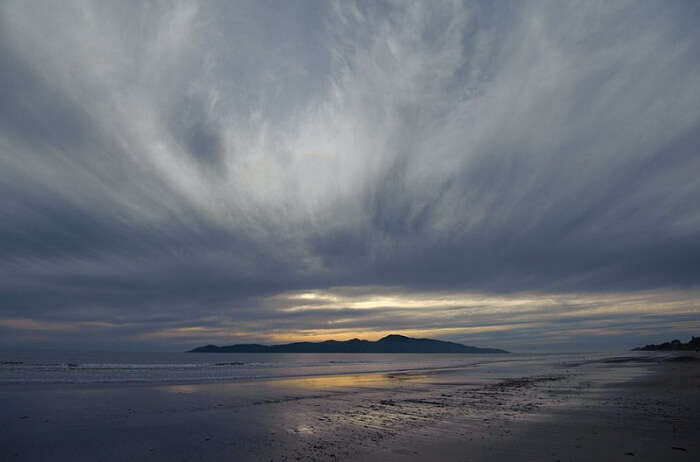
(272, 371, 430, 390)
(164, 384, 199, 394)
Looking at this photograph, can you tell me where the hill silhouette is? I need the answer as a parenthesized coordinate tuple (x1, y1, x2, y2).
(188, 334, 508, 354)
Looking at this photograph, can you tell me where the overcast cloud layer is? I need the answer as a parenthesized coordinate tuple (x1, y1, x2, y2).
(1, 0, 699, 351)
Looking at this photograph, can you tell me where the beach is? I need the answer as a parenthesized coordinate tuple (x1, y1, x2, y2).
(1, 352, 697, 461)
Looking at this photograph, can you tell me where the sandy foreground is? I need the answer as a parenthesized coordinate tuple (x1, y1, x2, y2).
(1, 353, 698, 461)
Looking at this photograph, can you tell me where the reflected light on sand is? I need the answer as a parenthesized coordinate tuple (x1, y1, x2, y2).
(273, 371, 429, 390)
(163, 384, 199, 394)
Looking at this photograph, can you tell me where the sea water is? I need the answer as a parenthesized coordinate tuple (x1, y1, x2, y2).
(0, 350, 636, 385)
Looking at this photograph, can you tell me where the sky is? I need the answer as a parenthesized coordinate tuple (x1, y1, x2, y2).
(1, 0, 699, 352)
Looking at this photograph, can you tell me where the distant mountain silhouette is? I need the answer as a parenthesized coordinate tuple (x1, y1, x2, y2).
(632, 336, 699, 351)
(188, 334, 508, 354)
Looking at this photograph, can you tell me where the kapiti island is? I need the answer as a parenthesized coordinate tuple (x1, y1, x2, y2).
(188, 334, 508, 354)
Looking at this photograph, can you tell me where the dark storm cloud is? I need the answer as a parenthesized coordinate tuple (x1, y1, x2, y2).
(0, 0, 699, 349)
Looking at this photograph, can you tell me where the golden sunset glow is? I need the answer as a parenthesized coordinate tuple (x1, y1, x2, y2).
(116, 287, 700, 348)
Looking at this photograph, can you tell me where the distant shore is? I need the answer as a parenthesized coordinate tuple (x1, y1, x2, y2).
(1, 351, 697, 461)
(633, 336, 699, 351)
(189, 334, 508, 354)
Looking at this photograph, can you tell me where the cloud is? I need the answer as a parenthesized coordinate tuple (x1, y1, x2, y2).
(0, 0, 699, 349)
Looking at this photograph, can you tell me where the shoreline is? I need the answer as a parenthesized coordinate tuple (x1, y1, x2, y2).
(1, 352, 697, 461)
(0, 350, 648, 391)
(0, 360, 507, 391)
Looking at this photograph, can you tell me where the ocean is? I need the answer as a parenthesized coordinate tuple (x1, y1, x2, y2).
(0, 349, 637, 386)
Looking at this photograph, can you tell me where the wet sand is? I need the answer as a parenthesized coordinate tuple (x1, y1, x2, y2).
(1, 353, 698, 461)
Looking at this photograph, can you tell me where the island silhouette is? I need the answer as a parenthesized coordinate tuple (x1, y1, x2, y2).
(188, 334, 508, 354)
